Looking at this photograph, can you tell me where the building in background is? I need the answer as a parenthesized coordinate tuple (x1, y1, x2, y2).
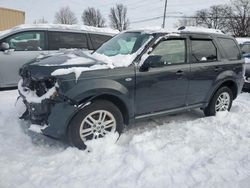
(0, 7, 25, 31)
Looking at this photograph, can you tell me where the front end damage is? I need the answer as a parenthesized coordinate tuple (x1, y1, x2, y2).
(18, 73, 81, 139)
(18, 77, 58, 124)
(17, 51, 103, 139)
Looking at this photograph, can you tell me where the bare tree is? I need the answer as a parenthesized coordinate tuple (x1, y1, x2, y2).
(194, 5, 232, 32)
(33, 17, 48, 24)
(228, 0, 250, 37)
(81, 7, 105, 27)
(109, 4, 129, 31)
(54, 6, 77, 25)
(189, 0, 250, 36)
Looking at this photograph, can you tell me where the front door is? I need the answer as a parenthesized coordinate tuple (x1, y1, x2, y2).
(135, 38, 189, 116)
(0, 31, 48, 87)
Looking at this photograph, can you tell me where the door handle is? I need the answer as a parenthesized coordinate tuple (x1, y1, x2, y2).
(176, 70, 184, 75)
(214, 67, 223, 72)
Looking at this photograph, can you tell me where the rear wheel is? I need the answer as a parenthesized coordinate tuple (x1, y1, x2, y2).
(68, 100, 124, 149)
(204, 86, 233, 116)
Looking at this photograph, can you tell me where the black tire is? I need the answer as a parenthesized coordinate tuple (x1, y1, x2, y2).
(68, 100, 124, 149)
(204, 86, 233, 116)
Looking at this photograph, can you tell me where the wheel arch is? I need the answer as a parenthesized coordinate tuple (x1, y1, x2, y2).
(207, 79, 238, 105)
(78, 93, 130, 126)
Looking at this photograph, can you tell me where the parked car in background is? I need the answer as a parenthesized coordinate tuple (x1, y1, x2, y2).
(19, 27, 244, 149)
(236, 38, 250, 91)
(0, 24, 118, 88)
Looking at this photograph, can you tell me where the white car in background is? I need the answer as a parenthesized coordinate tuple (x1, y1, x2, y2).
(236, 38, 250, 91)
(0, 24, 118, 88)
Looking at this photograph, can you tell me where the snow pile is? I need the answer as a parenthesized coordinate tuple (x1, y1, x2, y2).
(0, 90, 250, 187)
(29, 124, 48, 134)
(18, 80, 58, 103)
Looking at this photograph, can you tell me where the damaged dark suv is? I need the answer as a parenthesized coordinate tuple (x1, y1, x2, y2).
(19, 27, 245, 149)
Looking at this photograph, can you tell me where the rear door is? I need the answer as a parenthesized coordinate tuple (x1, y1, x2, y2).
(187, 35, 224, 105)
(135, 37, 189, 116)
(0, 31, 48, 87)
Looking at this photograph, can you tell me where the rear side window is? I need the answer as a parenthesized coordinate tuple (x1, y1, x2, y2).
(191, 39, 217, 62)
(48, 32, 88, 50)
(89, 34, 112, 50)
(218, 38, 240, 60)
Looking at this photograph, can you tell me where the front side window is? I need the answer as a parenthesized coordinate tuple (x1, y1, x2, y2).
(95, 32, 152, 56)
(4, 31, 45, 51)
(150, 39, 186, 65)
(49, 32, 88, 50)
(218, 38, 240, 60)
(191, 39, 217, 62)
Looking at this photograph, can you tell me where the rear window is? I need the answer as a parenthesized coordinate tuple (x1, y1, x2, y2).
(89, 34, 112, 50)
(48, 31, 88, 50)
(218, 38, 240, 60)
(191, 39, 217, 62)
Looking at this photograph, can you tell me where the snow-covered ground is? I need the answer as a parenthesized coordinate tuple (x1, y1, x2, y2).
(0, 90, 250, 188)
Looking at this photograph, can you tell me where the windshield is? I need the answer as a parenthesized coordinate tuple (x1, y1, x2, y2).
(95, 32, 152, 56)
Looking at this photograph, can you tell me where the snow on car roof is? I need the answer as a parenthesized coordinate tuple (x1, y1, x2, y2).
(0, 24, 119, 37)
(126, 26, 224, 35)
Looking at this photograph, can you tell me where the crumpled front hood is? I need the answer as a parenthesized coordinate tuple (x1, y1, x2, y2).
(20, 50, 105, 80)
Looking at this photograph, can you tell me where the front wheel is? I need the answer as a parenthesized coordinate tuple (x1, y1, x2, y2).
(204, 86, 233, 116)
(68, 100, 124, 149)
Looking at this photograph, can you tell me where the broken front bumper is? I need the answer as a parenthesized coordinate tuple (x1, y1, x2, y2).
(19, 94, 78, 140)
(18, 90, 81, 140)
(20, 97, 52, 125)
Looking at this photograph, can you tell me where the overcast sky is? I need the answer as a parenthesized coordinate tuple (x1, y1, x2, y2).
(0, 0, 231, 29)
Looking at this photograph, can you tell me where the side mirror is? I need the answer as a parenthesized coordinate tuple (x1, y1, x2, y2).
(141, 55, 162, 71)
(0, 42, 10, 51)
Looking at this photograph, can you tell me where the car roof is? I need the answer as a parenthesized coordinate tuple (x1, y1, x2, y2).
(0, 24, 119, 38)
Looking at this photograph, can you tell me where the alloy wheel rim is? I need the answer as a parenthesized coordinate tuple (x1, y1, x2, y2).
(79, 110, 116, 142)
(215, 92, 230, 112)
